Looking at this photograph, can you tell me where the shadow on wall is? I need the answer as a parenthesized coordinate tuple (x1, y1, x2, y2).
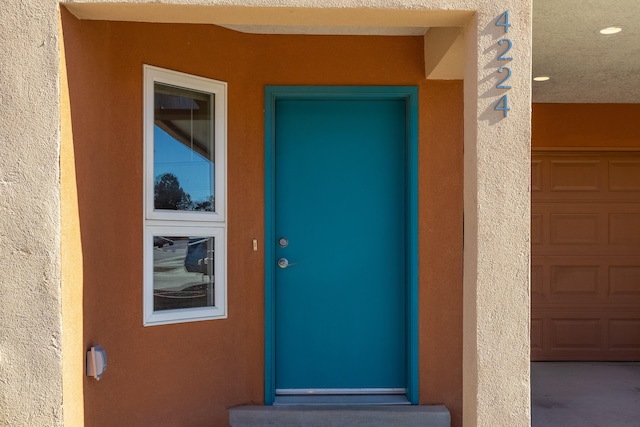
(61, 6, 464, 426)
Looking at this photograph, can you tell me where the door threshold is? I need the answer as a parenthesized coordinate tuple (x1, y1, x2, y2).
(274, 394, 411, 406)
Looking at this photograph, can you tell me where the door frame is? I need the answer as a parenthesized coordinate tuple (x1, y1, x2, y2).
(264, 86, 419, 405)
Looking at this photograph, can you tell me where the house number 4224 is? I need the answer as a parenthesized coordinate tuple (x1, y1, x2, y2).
(495, 11, 512, 118)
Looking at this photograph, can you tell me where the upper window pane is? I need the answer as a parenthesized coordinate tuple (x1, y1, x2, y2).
(154, 83, 215, 212)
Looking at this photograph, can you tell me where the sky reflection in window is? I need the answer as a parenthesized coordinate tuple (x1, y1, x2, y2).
(154, 84, 214, 212)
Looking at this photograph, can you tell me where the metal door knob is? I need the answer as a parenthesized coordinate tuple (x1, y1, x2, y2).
(278, 258, 295, 269)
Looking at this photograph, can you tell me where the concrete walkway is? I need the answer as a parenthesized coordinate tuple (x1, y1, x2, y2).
(229, 405, 450, 427)
(531, 362, 640, 427)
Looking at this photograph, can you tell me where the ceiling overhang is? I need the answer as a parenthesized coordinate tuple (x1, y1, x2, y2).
(63, 4, 473, 28)
(64, 3, 471, 80)
(533, 0, 640, 103)
(424, 27, 465, 79)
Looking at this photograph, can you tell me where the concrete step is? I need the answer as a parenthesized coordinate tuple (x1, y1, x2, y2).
(229, 405, 450, 427)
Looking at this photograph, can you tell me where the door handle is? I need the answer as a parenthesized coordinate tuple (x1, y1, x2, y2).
(278, 258, 297, 269)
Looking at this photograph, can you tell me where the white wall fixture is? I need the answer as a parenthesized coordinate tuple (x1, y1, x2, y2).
(86, 345, 107, 380)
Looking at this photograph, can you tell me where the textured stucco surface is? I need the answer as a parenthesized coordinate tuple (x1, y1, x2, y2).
(0, 1, 63, 426)
(533, 0, 640, 103)
(59, 17, 85, 425)
(463, 2, 532, 426)
(1, 0, 531, 426)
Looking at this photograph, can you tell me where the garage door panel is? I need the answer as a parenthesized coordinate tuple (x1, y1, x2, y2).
(531, 263, 544, 300)
(532, 151, 640, 361)
(609, 266, 640, 297)
(609, 213, 640, 245)
(609, 318, 640, 350)
(531, 213, 543, 245)
(550, 265, 599, 296)
(534, 204, 640, 255)
(551, 317, 602, 351)
(534, 257, 606, 304)
(609, 160, 640, 192)
(550, 160, 602, 192)
(550, 213, 600, 245)
(531, 160, 543, 192)
(534, 256, 640, 306)
(534, 204, 608, 252)
(531, 310, 640, 361)
(531, 318, 544, 351)
(533, 153, 640, 202)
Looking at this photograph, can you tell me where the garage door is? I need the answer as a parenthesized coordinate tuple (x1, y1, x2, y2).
(531, 151, 640, 361)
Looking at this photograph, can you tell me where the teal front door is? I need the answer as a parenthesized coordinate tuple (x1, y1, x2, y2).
(271, 90, 411, 398)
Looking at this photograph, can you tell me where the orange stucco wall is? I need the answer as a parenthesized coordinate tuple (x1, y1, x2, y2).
(61, 9, 463, 427)
(532, 103, 640, 148)
(419, 80, 463, 427)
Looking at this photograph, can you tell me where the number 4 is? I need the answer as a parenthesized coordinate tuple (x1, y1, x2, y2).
(496, 11, 511, 33)
(495, 95, 510, 118)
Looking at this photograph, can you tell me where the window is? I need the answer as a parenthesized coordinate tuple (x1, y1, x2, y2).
(143, 65, 227, 325)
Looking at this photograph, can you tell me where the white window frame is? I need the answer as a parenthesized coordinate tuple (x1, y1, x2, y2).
(144, 65, 227, 222)
(143, 65, 228, 326)
(143, 226, 226, 326)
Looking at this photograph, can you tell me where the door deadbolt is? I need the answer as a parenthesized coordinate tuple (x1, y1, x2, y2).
(278, 237, 288, 248)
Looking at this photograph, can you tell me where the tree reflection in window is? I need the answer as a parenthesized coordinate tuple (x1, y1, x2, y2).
(154, 83, 215, 212)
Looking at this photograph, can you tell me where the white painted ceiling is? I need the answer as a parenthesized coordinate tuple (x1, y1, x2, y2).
(533, 0, 640, 103)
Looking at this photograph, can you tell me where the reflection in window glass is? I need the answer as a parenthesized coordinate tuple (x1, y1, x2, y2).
(153, 236, 214, 311)
(154, 83, 215, 212)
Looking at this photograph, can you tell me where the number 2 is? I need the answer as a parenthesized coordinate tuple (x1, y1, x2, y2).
(497, 38, 513, 61)
(496, 66, 512, 89)
(496, 11, 511, 33)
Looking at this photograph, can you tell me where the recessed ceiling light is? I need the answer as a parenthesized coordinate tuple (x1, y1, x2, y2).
(599, 26, 623, 35)
(533, 76, 551, 82)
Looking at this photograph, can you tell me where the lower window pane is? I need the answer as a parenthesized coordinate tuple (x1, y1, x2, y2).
(153, 236, 214, 311)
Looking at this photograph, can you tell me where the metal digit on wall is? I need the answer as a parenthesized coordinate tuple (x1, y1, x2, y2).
(495, 11, 513, 118)
(497, 39, 513, 61)
(494, 95, 510, 118)
(496, 10, 511, 33)
(496, 66, 513, 89)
